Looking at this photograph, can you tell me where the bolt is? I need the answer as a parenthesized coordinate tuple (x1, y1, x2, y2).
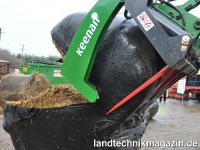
(182, 35, 190, 44)
(194, 20, 200, 29)
(181, 46, 187, 52)
(168, 12, 174, 18)
(176, 15, 181, 20)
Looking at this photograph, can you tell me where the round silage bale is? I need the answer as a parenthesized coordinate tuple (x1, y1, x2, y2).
(4, 12, 165, 150)
(24, 72, 49, 98)
(0, 73, 49, 107)
(0, 74, 31, 91)
(6, 84, 88, 108)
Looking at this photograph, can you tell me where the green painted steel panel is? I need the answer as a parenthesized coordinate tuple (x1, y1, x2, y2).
(61, 0, 123, 102)
(153, 1, 200, 55)
(19, 63, 67, 85)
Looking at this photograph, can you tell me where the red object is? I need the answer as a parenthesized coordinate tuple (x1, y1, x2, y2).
(168, 83, 200, 99)
(185, 86, 200, 93)
(107, 66, 170, 115)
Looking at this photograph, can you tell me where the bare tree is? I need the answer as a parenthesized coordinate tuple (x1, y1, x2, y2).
(0, 48, 21, 68)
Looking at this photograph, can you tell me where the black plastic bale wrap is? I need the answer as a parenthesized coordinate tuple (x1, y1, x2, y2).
(3, 13, 165, 150)
(146, 101, 159, 120)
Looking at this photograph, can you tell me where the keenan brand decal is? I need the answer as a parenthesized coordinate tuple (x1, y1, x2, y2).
(76, 12, 100, 56)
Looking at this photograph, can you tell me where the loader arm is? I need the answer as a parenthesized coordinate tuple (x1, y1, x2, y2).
(61, 0, 123, 102)
(61, 0, 199, 110)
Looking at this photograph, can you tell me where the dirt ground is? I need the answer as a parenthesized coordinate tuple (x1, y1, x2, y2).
(0, 109, 14, 150)
(142, 99, 200, 150)
(0, 98, 200, 150)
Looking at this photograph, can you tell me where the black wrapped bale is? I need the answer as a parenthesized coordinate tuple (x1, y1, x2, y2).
(3, 13, 165, 150)
(4, 103, 148, 150)
(145, 101, 159, 120)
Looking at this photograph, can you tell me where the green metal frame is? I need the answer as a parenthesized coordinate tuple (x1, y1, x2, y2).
(61, 0, 200, 103)
(153, 0, 200, 55)
(19, 63, 67, 85)
(61, 0, 124, 102)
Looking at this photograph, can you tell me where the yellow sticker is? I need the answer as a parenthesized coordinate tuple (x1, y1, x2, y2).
(22, 66, 28, 72)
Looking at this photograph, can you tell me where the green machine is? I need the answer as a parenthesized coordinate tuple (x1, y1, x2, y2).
(60, 0, 200, 113)
(19, 60, 66, 85)
(20, 0, 200, 113)
(153, 0, 200, 55)
(6, 1, 200, 149)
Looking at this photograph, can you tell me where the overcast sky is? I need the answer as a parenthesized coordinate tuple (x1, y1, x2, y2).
(0, 0, 97, 56)
(0, 0, 199, 57)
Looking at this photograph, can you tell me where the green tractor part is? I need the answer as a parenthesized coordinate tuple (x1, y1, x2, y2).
(61, 0, 200, 107)
(18, 0, 200, 110)
(153, 0, 200, 55)
(61, 0, 123, 102)
(4, 0, 200, 149)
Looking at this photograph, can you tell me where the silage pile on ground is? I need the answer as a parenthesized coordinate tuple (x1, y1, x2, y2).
(0, 73, 49, 107)
(6, 84, 89, 108)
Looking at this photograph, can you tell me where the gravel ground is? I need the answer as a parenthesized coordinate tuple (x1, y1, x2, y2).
(0, 98, 200, 150)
